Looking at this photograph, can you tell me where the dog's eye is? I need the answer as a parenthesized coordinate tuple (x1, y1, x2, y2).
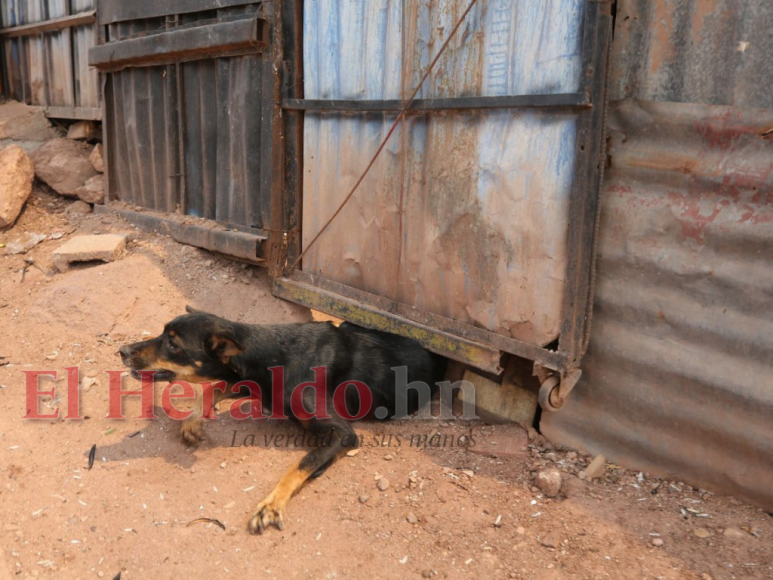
(167, 339, 180, 352)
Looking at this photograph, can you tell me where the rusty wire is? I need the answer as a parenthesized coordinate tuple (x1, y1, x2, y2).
(291, 0, 480, 271)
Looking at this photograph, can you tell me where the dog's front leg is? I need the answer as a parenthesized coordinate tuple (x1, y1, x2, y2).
(249, 417, 356, 534)
(180, 381, 230, 446)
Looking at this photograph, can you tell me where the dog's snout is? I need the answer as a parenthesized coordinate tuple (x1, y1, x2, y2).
(119, 345, 132, 359)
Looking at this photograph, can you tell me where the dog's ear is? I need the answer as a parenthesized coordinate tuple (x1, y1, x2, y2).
(209, 333, 244, 363)
(186, 305, 204, 315)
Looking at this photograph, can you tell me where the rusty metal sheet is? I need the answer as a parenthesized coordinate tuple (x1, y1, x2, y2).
(610, 0, 773, 109)
(542, 99, 773, 510)
(301, 0, 587, 347)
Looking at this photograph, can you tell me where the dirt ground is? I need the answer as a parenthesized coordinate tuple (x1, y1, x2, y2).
(0, 187, 772, 580)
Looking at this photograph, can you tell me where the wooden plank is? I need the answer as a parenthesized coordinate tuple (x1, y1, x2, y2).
(0, 11, 96, 38)
(89, 18, 267, 72)
(45, 106, 103, 121)
(98, 0, 257, 26)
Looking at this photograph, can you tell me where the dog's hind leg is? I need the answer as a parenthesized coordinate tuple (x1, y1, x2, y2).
(248, 416, 356, 534)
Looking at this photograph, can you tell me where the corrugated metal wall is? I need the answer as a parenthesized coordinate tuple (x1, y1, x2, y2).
(1, 0, 99, 114)
(543, 0, 773, 510)
(103, 3, 271, 231)
(302, 0, 586, 347)
(610, 0, 773, 109)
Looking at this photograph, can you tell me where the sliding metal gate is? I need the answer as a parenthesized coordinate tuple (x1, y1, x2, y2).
(272, 0, 613, 410)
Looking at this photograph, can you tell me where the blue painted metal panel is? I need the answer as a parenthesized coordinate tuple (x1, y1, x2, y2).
(301, 0, 586, 346)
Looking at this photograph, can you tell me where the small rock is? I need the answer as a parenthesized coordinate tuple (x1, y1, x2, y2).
(224, 501, 236, 509)
(421, 570, 432, 579)
(694, 527, 711, 539)
(358, 495, 369, 504)
(567, 451, 578, 460)
(89, 143, 104, 173)
(651, 538, 664, 547)
(723, 527, 746, 539)
(65, 200, 92, 217)
(75, 174, 105, 204)
(81, 377, 97, 392)
(0, 145, 35, 228)
(516, 526, 525, 535)
(540, 531, 560, 548)
(377, 477, 390, 492)
(535, 469, 562, 498)
(406, 512, 418, 524)
(584, 454, 606, 479)
(219, 462, 227, 469)
(461, 470, 474, 478)
(5, 232, 45, 255)
(346, 449, 359, 457)
(384, 454, 393, 461)
(67, 121, 98, 141)
(699, 573, 713, 580)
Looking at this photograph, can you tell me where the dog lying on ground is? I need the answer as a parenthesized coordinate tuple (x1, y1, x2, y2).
(119, 306, 446, 534)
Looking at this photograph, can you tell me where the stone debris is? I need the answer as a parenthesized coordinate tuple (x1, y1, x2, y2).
(65, 200, 93, 218)
(540, 531, 560, 548)
(30, 139, 98, 197)
(89, 143, 105, 173)
(52, 234, 127, 272)
(5, 232, 46, 255)
(583, 454, 607, 480)
(377, 477, 390, 492)
(0, 145, 35, 228)
(76, 174, 105, 204)
(723, 527, 746, 539)
(67, 121, 98, 141)
(535, 469, 562, 498)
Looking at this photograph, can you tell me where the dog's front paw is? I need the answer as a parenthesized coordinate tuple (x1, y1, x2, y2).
(181, 418, 204, 446)
(248, 494, 287, 534)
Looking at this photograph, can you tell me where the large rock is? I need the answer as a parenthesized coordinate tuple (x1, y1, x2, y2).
(30, 139, 97, 197)
(0, 102, 57, 141)
(0, 145, 35, 228)
(76, 174, 105, 204)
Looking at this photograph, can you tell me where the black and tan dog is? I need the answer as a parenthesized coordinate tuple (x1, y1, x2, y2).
(119, 306, 445, 534)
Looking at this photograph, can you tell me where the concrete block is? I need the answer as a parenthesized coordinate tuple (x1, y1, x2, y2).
(458, 362, 539, 425)
(52, 234, 127, 272)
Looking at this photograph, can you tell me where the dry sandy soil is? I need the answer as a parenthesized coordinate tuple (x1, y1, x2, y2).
(0, 187, 772, 580)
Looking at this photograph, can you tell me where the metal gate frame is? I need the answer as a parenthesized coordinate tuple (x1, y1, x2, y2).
(272, 0, 613, 411)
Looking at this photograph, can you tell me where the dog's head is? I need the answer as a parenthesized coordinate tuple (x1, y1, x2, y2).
(119, 306, 245, 383)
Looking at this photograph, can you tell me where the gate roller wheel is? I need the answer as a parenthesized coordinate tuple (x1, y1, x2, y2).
(538, 376, 563, 412)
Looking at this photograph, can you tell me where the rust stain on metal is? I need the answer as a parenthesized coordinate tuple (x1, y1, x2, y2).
(301, 0, 589, 347)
